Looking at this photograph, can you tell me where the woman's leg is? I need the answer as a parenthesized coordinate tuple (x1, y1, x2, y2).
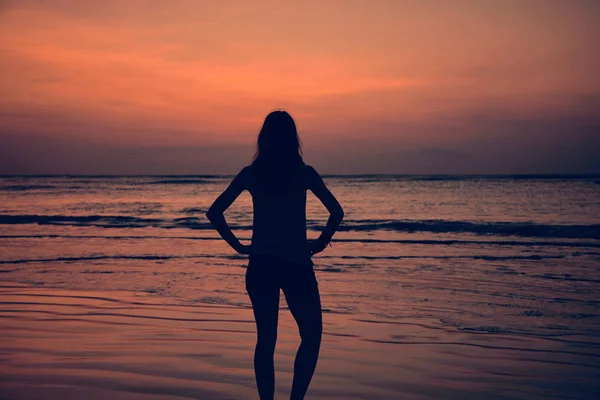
(246, 260, 280, 400)
(283, 268, 323, 400)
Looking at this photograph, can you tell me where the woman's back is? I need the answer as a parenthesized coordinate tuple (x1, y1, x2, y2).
(244, 163, 313, 265)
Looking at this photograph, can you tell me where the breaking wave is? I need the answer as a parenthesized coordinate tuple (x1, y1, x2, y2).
(1, 214, 599, 239)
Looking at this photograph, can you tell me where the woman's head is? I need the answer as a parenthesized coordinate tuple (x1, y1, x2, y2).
(254, 110, 303, 166)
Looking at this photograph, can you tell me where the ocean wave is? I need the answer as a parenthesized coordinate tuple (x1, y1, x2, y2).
(1, 214, 599, 239)
(0, 185, 56, 191)
(181, 207, 207, 214)
(403, 174, 600, 181)
(319, 254, 565, 261)
(0, 254, 177, 264)
(0, 215, 164, 228)
(0, 214, 249, 230)
(336, 219, 600, 239)
(0, 253, 569, 265)
(327, 174, 600, 182)
(2, 234, 599, 248)
(335, 238, 600, 248)
(145, 179, 212, 185)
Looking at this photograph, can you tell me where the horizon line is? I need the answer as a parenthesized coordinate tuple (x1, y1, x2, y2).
(1, 173, 600, 179)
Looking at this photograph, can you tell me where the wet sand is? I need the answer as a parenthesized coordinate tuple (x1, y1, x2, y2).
(2, 282, 599, 400)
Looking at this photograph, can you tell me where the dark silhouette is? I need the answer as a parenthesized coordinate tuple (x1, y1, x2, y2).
(206, 110, 344, 400)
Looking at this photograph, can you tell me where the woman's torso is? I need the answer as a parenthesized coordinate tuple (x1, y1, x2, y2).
(245, 164, 312, 266)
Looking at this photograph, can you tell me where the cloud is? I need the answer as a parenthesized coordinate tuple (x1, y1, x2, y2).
(0, 1, 598, 173)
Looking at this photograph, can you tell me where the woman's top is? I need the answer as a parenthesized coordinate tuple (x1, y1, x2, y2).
(243, 163, 316, 266)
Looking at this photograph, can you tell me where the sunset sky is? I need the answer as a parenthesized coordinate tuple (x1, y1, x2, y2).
(0, 0, 598, 174)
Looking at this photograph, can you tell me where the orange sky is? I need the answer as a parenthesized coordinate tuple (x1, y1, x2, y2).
(0, 0, 598, 174)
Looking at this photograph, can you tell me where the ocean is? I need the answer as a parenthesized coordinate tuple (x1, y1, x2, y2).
(1, 175, 599, 399)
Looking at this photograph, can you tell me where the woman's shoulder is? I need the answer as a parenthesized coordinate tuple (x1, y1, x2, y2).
(240, 164, 255, 181)
(301, 164, 318, 174)
(302, 164, 322, 181)
(230, 165, 253, 188)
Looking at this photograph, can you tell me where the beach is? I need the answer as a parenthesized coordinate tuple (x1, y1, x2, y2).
(1, 175, 600, 399)
(2, 0, 599, 397)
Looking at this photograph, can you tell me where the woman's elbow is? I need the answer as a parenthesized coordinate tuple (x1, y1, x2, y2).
(205, 208, 220, 222)
(333, 206, 344, 221)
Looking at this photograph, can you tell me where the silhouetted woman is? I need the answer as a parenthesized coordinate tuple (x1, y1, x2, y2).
(206, 110, 344, 400)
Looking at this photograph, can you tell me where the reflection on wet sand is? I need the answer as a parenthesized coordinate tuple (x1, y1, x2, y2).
(1, 280, 599, 400)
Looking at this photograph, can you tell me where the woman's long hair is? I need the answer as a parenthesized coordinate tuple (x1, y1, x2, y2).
(252, 110, 304, 189)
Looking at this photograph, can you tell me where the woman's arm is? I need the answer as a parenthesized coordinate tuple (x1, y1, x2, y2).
(306, 166, 344, 255)
(206, 167, 251, 254)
